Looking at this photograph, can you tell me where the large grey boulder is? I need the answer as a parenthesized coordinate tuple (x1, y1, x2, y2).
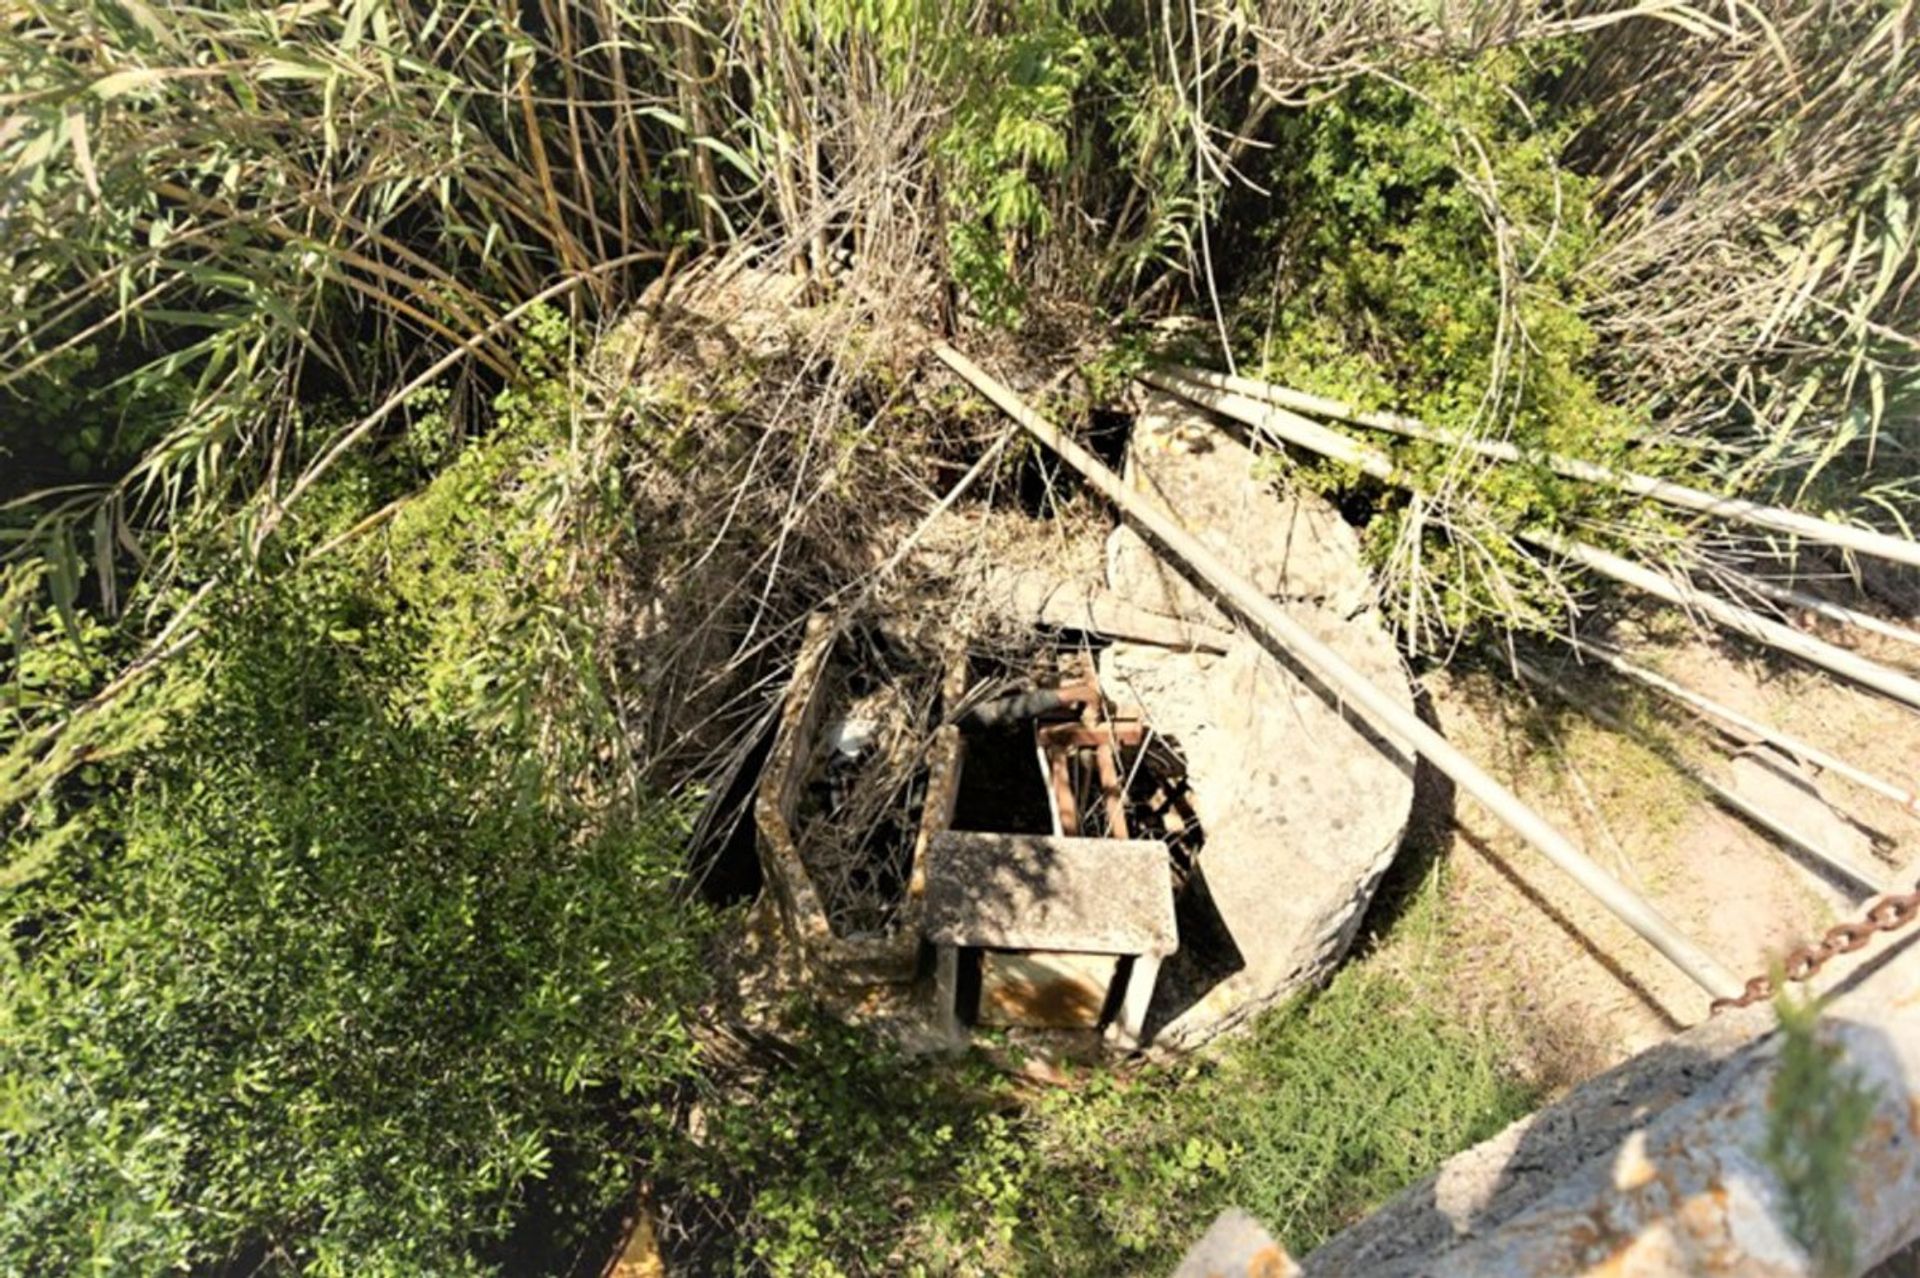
(1107, 392, 1374, 620)
(1099, 390, 1416, 1049)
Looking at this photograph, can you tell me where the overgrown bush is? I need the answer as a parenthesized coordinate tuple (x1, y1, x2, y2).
(0, 368, 709, 1274)
(668, 886, 1531, 1277)
(1219, 47, 1661, 644)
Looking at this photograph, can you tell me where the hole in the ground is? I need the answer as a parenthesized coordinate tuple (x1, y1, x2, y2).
(1144, 862, 1246, 1039)
(1086, 407, 1133, 472)
(693, 733, 770, 907)
(1015, 410, 1133, 516)
(951, 720, 1057, 834)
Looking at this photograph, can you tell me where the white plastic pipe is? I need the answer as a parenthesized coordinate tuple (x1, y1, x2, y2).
(940, 344, 1739, 1000)
(1168, 363, 1920, 572)
(1141, 370, 1920, 715)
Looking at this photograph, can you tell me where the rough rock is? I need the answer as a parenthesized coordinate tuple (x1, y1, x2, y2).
(1098, 390, 1417, 1050)
(1106, 390, 1374, 626)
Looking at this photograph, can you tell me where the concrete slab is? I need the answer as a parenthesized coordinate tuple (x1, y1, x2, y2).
(1098, 392, 1417, 1050)
(921, 831, 1178, 956)
(1106, 391, 1374, 626)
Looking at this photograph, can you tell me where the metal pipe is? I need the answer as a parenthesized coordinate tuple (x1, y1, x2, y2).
(940, 343, 1740, 999)
(1167, 363, 1920, 573)
(1525, 528, 1920, 714)
(1562, 636, 1920, 816)
(1718, 569, 1920, 653)
(1512, 656, 1889, 896)
(1142, 370, 1920, 714)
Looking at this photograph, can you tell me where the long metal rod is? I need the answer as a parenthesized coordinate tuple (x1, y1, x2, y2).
(1525, 528, 1920, 714)
(940, 343, 1739, 999)
(1718, 568, 1920, 652)
(1143, 370, 1920, 714)
(1168, 363, 1920, 572)
(1512, 657, 1890, 896)
(1563, 635, 1920, 816)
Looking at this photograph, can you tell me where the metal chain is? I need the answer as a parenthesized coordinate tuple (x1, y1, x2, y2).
(1711, 886, 1920, 1014)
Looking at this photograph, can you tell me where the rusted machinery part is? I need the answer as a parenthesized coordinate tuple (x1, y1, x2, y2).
(961, 686, 1077, 729)
(1712, 886, 1920, 1013)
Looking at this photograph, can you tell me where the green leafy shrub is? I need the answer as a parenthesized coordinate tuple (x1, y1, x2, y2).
(660, 1019, 1032, 1277)
(671, 890, 1531, 1276)
(1232, 48, 1668, 643)
(1765, 992, 1878, 1278)
(937, 15, 1093, 324)
(0, 388, 708, 1274)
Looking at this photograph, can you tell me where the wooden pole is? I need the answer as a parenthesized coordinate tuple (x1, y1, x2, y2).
(1166, 363, 1920, 573)
(1142, 370, 1920, 715)
(938, 343, 1739, 1000)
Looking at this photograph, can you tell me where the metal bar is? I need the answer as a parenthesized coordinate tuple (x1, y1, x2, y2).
(1047, 737, 1080, 837)
(1036, 723, 1148, 749)
(1525, 528, 1920, 714)
(1562, 635, 1920, 816)
(939, 343, 1739, 999)
(1719, 568, 1920, 652)
(1513, 657, 1890, 896)
(1092, 733, 1130, 839)
(1168, 362, 1920, 573)
(1142, 369, 1920, 715)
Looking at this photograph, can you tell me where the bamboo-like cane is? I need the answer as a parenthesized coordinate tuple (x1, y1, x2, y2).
(1167, 363, 1920, 573)
(1142, 369, 1920, 714)
(939, 343, 1739, 1000)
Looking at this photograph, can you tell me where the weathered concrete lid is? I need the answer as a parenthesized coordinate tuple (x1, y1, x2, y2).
(922, 832, 1178, 957)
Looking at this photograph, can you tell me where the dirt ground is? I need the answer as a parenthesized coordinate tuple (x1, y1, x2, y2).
(1403, 605, 1920, 1096)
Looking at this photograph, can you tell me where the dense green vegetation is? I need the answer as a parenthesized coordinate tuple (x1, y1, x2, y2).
(3, 2, 1915, 1273)
(1233, 46, 1649, 641)
(665, 877, 1528, 1276)
(3, 337, 709, 1273)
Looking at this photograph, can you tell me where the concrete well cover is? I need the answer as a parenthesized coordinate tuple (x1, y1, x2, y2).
(1099, 390, 1417, 1050)
(922, 831, 1179, 957)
